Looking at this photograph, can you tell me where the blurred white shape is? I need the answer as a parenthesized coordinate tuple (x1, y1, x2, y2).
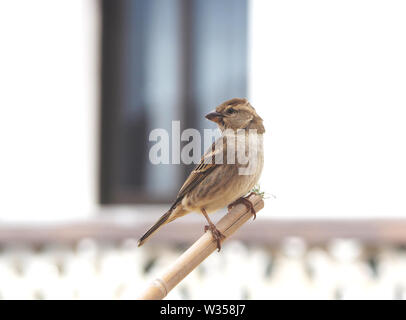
(327, 239, 373, 299)
(263, 239, 314, 299)
(281, 237, 307, 258)
(328, 239, 362, 262)
(115, 239, 149, 299)
(0, 256, 22, 299)
(63, 238, 103, 299)
(24, 255, 60, 299)
(242, 247, 274, 300)
(0, 246, 36, 299)
(377, 249, 406, 299)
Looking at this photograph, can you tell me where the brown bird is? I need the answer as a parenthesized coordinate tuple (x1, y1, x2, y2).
(138, 98, 265, 250)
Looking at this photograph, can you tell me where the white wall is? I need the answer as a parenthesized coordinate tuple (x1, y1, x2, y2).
(0, 0, 99, 222)
(249, 0, 406, 218)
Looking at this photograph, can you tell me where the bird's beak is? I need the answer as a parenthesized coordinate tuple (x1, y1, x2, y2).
(205, 111, 223, 123)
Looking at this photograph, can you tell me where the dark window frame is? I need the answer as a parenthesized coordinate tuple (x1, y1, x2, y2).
(99, 0, 248, 205)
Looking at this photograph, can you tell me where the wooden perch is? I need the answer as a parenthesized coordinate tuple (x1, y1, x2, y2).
(138, 193, 264, 300)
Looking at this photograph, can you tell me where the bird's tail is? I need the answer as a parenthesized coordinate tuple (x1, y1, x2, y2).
(137, 210, 173, 247)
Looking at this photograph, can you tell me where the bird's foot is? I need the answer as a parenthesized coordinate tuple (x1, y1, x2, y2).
(227, 194, 257, 220)
(204, 223, 225, 252)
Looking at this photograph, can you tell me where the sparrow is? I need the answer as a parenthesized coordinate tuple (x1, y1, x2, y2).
(138, 98, 265, 251)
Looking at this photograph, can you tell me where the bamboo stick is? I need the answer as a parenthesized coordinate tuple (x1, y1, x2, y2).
(138, 193, 265, 300)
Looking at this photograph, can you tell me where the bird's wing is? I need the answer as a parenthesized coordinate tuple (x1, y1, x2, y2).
(171, 139, 224, 208)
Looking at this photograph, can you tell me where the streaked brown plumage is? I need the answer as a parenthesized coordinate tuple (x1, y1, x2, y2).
(138, 98, 265, 250)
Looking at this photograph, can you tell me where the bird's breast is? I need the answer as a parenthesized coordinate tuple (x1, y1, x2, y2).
(183, 133, 264, 213)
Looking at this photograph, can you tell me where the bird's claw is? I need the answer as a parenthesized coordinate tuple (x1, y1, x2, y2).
(204, 224, 225, 252)
(227, 194, 257, 220)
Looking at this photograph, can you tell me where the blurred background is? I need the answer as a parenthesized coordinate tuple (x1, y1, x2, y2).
(0, 0, 406, 299)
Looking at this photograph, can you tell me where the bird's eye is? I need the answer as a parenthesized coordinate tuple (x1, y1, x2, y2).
(226, 108, 236, 115)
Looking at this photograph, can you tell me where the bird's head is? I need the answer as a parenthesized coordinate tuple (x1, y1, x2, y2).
(205, 98, 265, 133)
